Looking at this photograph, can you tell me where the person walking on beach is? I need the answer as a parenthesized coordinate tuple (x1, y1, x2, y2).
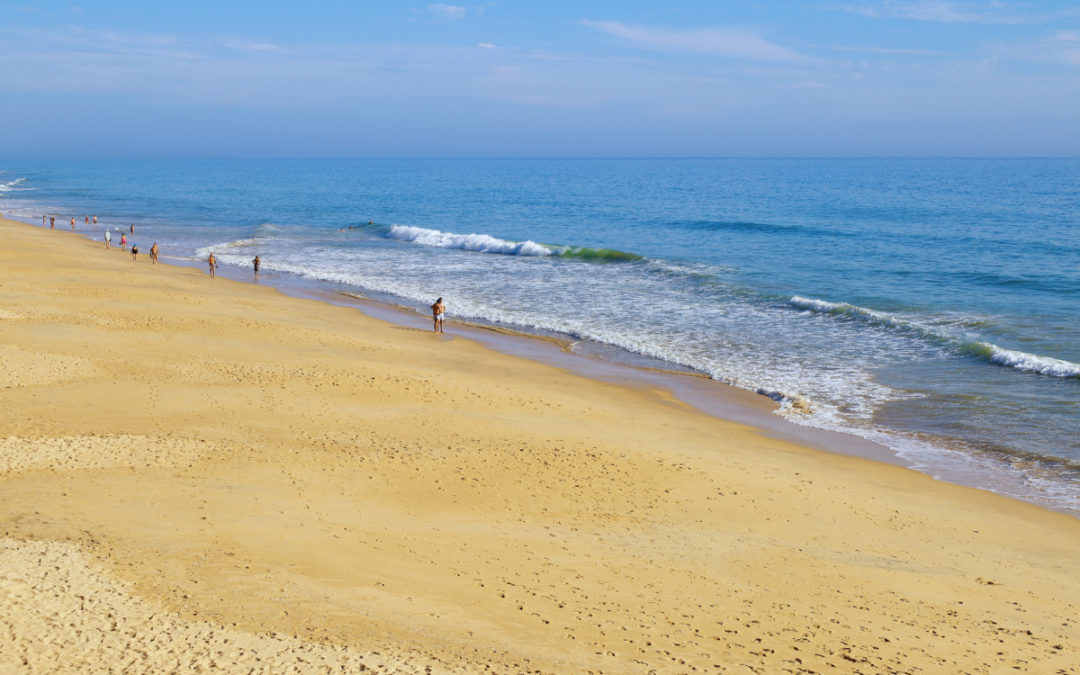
(131, 243, 139, 261)
(252, 255, 261, 277)
(431, 297, 446, 333)
(150, 242, 159, 264)
(104, 230, 112, 248)
(120, 233, 127, 251)
(70, 217, 76, 230)
(208, 252, 217, 278)
(49, 216, 55, 229)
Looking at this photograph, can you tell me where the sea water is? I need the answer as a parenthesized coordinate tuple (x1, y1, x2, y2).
(2, 159, 1078, 513)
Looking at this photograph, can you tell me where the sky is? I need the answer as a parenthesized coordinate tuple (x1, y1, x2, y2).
(1, 1, 1079, 158)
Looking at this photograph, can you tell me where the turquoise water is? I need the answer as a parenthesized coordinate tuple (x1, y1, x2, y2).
(2, 159, 1078, 511)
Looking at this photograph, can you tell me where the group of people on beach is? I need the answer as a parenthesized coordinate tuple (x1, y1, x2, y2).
(45, 212, 160, 264)
(46, 212, 448, 333)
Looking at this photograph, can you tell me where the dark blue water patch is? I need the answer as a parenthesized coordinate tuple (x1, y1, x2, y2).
(942, 269, 1080, 296)
(667, 218, 858, 239)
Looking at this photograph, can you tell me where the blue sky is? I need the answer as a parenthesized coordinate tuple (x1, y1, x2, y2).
(2, 1, 1079, 157)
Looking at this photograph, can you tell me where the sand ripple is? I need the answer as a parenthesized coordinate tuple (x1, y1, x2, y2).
(0, 344, 100, 387)
(0, 538, 428, 673)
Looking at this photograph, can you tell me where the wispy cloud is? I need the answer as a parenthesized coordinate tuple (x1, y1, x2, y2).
(832, 1, 1035, 24)
(993, 29, 1080, 66)
(427, 4, 466, 20)
(830, 45, 949, 56)
(219, 37, 282, 53)
(581, 20, 802, 62)
(477, 42, 496, 49)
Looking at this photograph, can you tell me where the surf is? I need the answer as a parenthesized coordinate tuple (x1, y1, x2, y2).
(384, 224, 642, 261)
(0, 177, 28, 192)
(790, 295, 1080, 379)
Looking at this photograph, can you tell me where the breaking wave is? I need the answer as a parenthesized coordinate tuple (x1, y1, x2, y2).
(387, 225, 550, 256)
(385, 225, 643, 261)
(789, 295, 1080, 378)
(0, 178, 28, 192)
(961, 342, 1080, 378)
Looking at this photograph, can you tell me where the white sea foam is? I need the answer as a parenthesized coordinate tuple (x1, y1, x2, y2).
(975, 343, 1080, 378)
(194, 238, 267, 255)
(0, 178, 28, 191)
(790, 295, 911, 329)
(386, 225, 552, 256)
(791, 295, 1080, 378)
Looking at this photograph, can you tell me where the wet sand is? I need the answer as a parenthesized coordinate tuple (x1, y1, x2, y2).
(2, 216, 1079, 673)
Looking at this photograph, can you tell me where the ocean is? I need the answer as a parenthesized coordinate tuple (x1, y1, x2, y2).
(2, 158, 1078, 513)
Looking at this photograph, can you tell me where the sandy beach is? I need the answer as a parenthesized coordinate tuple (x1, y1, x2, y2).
(1, 216, 1079, 673)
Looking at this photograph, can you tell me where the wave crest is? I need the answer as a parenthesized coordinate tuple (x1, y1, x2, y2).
(963, 342, 1080, 378)
(790, 295, 1080, 379)
(387, 225, 552, 256)
(385, 224, 643, 261)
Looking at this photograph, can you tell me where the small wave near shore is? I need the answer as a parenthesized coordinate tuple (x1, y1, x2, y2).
(789, 295, 1080, 378)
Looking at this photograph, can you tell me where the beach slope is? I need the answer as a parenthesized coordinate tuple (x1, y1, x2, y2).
(1, 217, 1078, 673)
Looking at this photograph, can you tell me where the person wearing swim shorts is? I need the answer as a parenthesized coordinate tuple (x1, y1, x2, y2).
(150, 242, 159, 264)
(253, 255, 261, 277)
(431, 297, 446, 334)
(208, 252, 217, 278)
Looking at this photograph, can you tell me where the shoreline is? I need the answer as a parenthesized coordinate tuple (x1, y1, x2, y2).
(7, 211, 1080, 516)
(3, 214, 1080, 671)
(12, 211, 908, 468)
(22, 212, 1071, 515)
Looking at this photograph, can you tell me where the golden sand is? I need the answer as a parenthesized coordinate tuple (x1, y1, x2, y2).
(1, 217, 1078, 673)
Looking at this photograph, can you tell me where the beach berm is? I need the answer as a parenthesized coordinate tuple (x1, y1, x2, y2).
(1, 216, 1078, 673)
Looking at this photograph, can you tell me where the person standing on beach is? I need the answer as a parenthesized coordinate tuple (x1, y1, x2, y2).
(49, 216, 55, 229)
(120, 233, 127, 251)
(93, 215, 97, 224)
(252, 255, 261, 277)
(208, 253, 217, 278)
(70, 217, 76, 230)
(42, 215, 46, 228)
(150, 242, 159, 264)
(131, 243, 139, 261)
(104, 230, 112, 248)
(431, 297, 446, 333)
(84, 215, 89, 225)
